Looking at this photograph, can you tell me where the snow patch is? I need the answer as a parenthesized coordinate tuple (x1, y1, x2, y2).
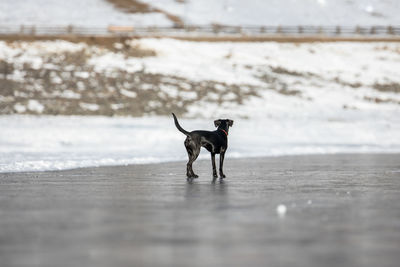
(75, 72, 90, 79)
(0, 0, 173, 27)
(111, 103, 124, 110)
(276, 204, 287, 217)
(13, 103, 26, 113)
(27, 100, 44, 113)
(59, 90, 81, 99)
(1, 115, 400, 173)
(79, 103, 99, 111)
(120, 89, 137, 98)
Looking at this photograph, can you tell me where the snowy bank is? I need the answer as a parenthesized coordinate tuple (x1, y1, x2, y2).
(1, 39, 400, 119)
(0, 115, 399, 173)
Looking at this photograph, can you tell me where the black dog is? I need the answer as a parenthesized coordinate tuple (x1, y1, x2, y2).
(172, 113, 233, 180)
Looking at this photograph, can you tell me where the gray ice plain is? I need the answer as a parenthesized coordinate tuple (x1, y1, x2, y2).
(1, 154, 400, 267)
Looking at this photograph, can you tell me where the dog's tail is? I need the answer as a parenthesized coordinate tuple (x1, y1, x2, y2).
(172, 113, 189, 136)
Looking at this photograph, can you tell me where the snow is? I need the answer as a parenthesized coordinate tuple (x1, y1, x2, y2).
(111, 103, 124, 110)
(120, 89, 138, 98)
(13, 103, 26, 113)
(0, 0, 172, 27)
(106, 39, 400, 89)
(79, 103, 100, 111)
(75, 72, 90, 79)
(0, 114, 399, 173)
(27, 100, 44, 113)
(58, 90, 81, 99)
(85, 38, 400, 119)
(143, 0, 400, 26)
(1, 0, 399, 27)
(0, 40, 87, 72)
(276, 204, 287, 217)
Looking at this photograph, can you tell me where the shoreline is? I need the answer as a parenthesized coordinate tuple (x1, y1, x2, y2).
(2, 152, 400, 174)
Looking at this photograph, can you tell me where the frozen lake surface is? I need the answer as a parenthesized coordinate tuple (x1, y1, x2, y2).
(1, 154, 399, 267)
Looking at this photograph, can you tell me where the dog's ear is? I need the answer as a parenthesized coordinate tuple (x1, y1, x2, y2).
(228, 120, 234, 127)
(214, 120, 221, 127)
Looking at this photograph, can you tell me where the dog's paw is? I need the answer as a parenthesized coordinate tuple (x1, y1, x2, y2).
(220, 174, 226, 179)
(192, 174, 199, 178)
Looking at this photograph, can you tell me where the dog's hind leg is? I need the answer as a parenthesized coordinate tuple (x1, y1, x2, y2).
(185, 138, 200, 179)
(187, 148, 200, 179)
(211, 153, 218, 179)
(219, 151, 226, 179)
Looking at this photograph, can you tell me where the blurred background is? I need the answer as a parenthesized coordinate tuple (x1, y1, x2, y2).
(0, 0, 399, 172)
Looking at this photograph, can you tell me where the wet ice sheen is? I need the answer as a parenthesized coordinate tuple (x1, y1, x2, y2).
(1, 154, 399, 267)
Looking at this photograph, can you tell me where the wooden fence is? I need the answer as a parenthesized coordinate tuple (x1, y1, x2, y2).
(0, 25, 399, 37)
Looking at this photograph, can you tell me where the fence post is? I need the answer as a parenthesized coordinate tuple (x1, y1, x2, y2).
(276, 25, 282, 34)
(212, 25, 217, 34)
(387, 26, 394, 35)
(355, 26, 361, 34)
(370, 26, 376, 34)
(298, 26, 303, 34)
(67, 25, 73, 35)
(20, 25, 24, 35)
(335, 26, 341, 35)
(317, 26, 323, 35)
(31, 26, 36, 36)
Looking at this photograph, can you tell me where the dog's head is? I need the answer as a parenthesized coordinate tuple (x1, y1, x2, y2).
(214, 119, 234, 132)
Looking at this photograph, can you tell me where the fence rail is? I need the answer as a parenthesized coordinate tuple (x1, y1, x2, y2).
(0, 25, 400, 37)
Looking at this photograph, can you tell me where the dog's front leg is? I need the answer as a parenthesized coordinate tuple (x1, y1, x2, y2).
(219, 152, 226, 178)
(211, 153, 218, 179)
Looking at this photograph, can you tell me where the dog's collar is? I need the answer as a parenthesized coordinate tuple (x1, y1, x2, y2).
(220, 129, 228, 136)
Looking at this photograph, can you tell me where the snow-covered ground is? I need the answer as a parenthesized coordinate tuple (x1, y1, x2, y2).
(2, 39, 400, 118)
(144, 0, 400, 26)
(0, 0, 399, 27)
(116, 39, 400, 119)
(0, 0, 173, 27)
(0, 114, 399, 173)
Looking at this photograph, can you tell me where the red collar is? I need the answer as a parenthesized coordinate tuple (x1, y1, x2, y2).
(220, 129, 228, 136)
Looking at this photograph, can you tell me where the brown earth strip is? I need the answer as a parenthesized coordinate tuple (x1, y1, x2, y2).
(364, 96, 400, 105)
(373, 82, 400, 93)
